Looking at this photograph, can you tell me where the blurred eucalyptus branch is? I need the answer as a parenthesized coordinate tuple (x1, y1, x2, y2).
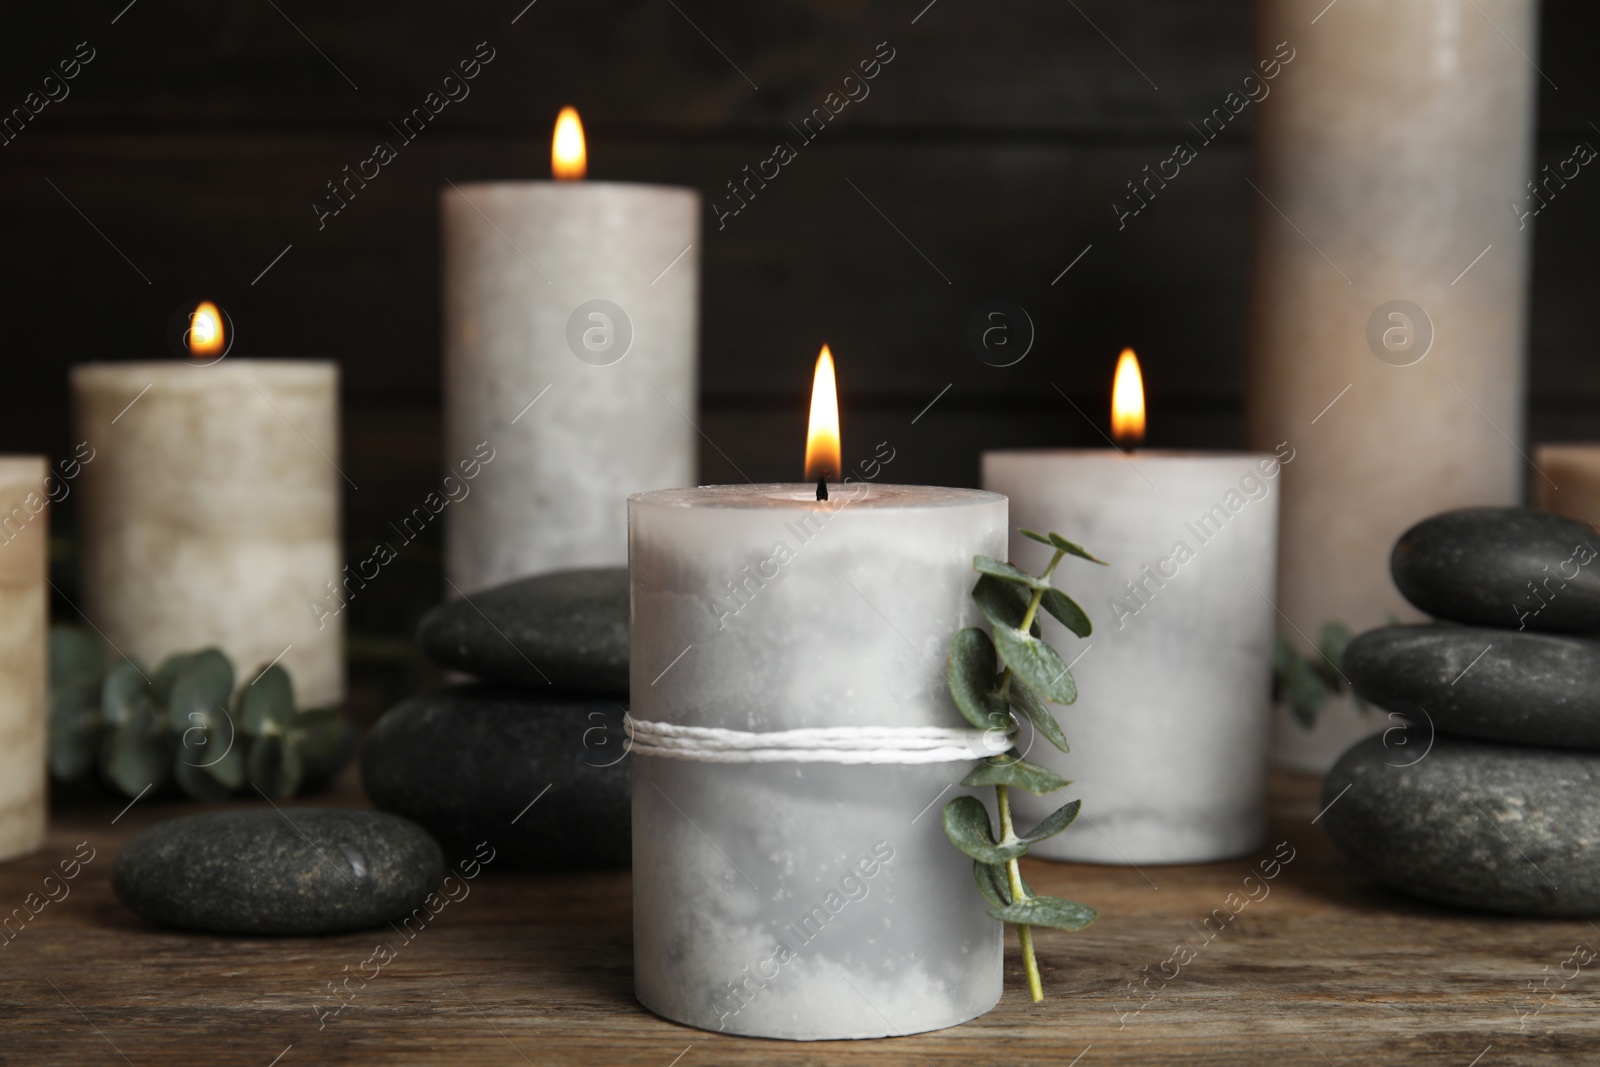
(49, 627, 350, 801)
(1272, 621, 1370, 729)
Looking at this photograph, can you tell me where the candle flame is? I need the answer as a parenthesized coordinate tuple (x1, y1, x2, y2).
(552, 107, 586, 180)
(805, 344, 841, 483)
(187, 301, 225, 358)
(1111, 347, 1145, 446)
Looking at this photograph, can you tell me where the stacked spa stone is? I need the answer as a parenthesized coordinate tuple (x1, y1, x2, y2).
(1322, 508, 1600, 917)
(360, 568, 632, 871)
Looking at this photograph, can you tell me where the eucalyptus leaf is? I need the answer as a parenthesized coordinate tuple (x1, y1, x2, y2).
(1271, 633, 1295, 704)
(974, 861, 1011, 907)
(49, 626, 105, 690)
(166, 648, 234, 733)
(992, 624, 1077, 704)
(987, 894, 1098, 931)
(942, 795, 1026, 864)
(1286, 655, 1327, 729)
(973, 556, 1049, 590)
(1018, 798, 1082, 845)
(50, 676, 100, 732)
(1019, 529, 1107, 566)
(174, 755, 236, 802)
(50, 639, 106, 773)
(199, 728, 246, 790)
(973, 860, 1036, 908)
(966, 857, 1017, 908)
(947, 628, 1009, 730)
(1039, 588, 1093, 639)
(239, 664, 296, 737)
(151, 651, 196, 707)
(248, 735, 305, 799)
(49, 720, 99, 782)
(176, 706, 242, 789)
(962, 755, 1071, 796)
(102, 660, 152, 728)
(971, 575, 1042, 638)
(1008, 678, 1070, 754)
(1318, 620, 1354, 671)
(99, 722, 169, 797)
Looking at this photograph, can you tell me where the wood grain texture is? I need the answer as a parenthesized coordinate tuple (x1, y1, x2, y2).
(3, 771, 1597, 1065)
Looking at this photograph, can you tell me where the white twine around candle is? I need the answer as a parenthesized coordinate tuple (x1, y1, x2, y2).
(623, 713, 1014, 764)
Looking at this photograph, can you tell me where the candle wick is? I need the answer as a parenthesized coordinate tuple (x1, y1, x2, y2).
(816, 473, 829, 501)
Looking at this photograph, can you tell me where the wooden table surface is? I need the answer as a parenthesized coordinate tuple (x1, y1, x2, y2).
(4, 771, 1597, 1067)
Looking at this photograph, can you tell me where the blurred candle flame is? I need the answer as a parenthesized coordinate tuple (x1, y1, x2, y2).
(552, 107, 586, 180)
(805, 344, 841, 483)
(187, 301, 225, 358)
(1111, 347, 1145, 446)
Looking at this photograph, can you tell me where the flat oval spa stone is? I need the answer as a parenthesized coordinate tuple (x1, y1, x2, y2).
(1391, 508, 1600, 631)
(113, 809, 443, 935)
(1322, 734, 1600, 917)
(1343, 624, 1600, 749)
(359, 685, 629, 871)
(416, 567, 628, 692)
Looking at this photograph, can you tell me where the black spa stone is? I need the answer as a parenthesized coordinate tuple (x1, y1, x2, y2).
(1342, 624, 1600, 749)
(1321, 734, 1600, 917)
(1390, 508, 1600, 632)
(416, 567, 629, 693)
(113, 808, 443, 935)
(359, 685, 630, 871)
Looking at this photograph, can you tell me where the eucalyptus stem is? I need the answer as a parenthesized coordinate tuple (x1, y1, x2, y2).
(1018, 548, 1064, 634)
(943, 532, 1101, 1007)
(991, 546, 1065, 1003)
(996, 784, 1043, 1002)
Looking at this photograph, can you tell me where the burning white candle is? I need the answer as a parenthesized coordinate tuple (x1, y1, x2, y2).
(72, 324, 344, 706)
(0, 457, 47, 863)
(443, 107, 700, 593)
(629, 350, 1007, 1038)
(983, 351, 1280, 863)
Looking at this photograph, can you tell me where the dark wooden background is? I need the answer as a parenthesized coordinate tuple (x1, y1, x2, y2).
(2, 0, 1595, 716)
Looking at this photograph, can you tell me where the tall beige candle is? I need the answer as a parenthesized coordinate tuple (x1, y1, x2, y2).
(441, 110, 700, 594)
(1248, 0, 1537, 771)
(1532, 445, 1600, 522)
(0, 457, 48, 862)
(73, 361, 344, 707)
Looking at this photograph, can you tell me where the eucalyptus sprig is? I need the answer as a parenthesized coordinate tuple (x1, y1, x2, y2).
(1273, 621, 1369, 729)
(48, 626, 348, 801)
(943, 528, 1105, 1003)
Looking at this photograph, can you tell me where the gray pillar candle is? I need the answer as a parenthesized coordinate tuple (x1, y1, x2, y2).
(72, 361, 344, 707)
(982, 450, 1280, 864)
(1247, 0, 1537, 771)
(0, 458, 47, 863)
(442, 111, 700, 593)
(629, 484, 1007, 1039)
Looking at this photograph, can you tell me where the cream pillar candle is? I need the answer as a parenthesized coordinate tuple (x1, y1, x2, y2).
(73, 361, 344, 707)
(1533, 445, 1600, 521)
(0, 458, 48, 862)
(982, 450, 1280, 864)
(442, 111, 699, 593)
(629, 483, 1007, 1039)
(1248, 0, 1537, 771)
